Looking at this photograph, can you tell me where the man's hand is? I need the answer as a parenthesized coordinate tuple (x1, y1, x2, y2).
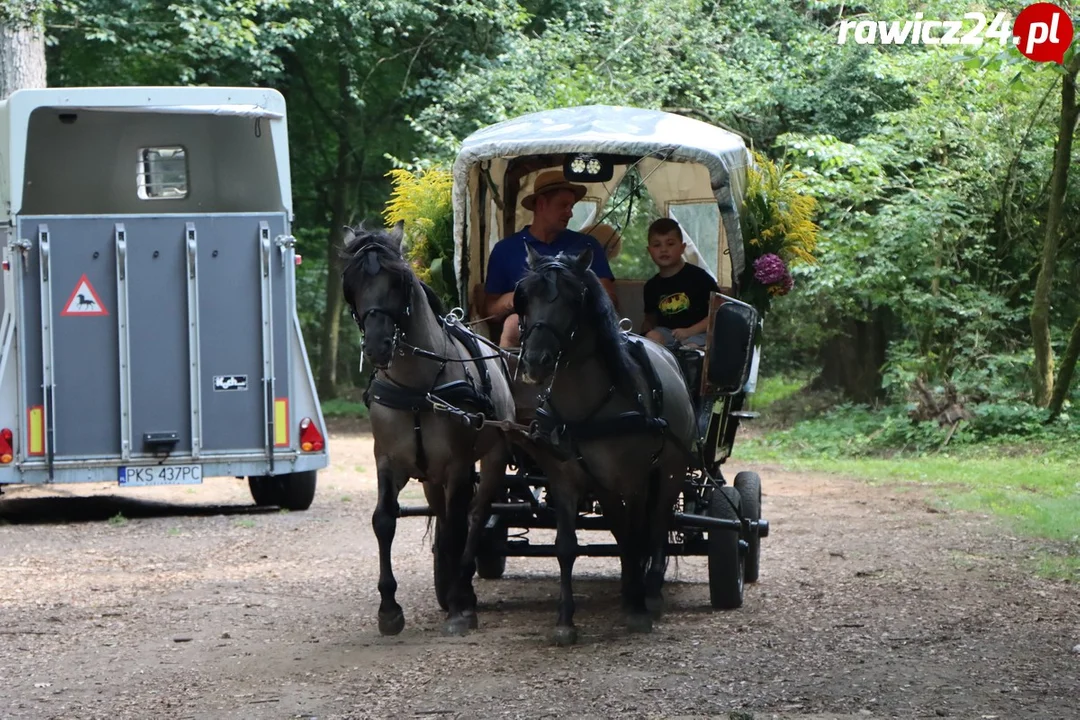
(485, 291, 515, 319)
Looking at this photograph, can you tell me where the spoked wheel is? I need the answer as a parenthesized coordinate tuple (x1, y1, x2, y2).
(707, 485, 744, 610)
(734, 471, 762, 583)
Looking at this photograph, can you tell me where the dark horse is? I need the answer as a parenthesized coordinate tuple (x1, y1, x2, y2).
(341, 221, 516, 636)
(486, 244, 698, 644)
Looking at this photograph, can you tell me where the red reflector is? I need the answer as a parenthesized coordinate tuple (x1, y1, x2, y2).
(0, 428, 12, 463)
(295, 254, 303, 266)
(1, 260, 9, 271)
(299, 417, 324, 452)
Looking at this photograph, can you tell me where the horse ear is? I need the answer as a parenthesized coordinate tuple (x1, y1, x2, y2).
(573, 247, 593, 274)
(526, 242, 544, 269)
(388, 220, 405, 251)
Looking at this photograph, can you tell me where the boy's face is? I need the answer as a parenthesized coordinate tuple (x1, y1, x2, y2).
(648, 230, 685, 270)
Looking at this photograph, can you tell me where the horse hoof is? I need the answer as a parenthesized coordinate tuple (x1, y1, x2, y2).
(626, 613, 653, 634)
(442, 615, 471, 637)
(645, 593, 665, 619)
(551, 625, 578, 647)
(463, 610, 479, 630)
(378, 609, 406, 636)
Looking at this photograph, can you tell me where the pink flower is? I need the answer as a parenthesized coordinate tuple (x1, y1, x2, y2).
(753, 253, 788, 285)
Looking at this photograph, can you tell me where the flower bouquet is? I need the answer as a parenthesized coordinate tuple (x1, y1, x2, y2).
(738, 150, 819, 316)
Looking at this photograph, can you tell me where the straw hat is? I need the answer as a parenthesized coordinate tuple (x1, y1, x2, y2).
(521, 169, 588, 211)
(587, 223, 622, 260)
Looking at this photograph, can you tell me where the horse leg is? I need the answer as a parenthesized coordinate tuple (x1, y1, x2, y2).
(463, 440, 510, 573)
(591, 485, 635, 612)
(373, 456, 408, 636)
(621, 491, 653, 633)
(442, 464, 478, 636)
(550, 478, 581, 646)
(644, 468, 682, 619)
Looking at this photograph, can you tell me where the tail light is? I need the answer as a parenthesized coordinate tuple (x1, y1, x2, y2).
(299, 418, 324, 452)
(0, 428, 13, 463)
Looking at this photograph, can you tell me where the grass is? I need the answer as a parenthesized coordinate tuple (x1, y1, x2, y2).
(235, 519, 256, 529)
(321, 398, 368, 418)
(737, 377, 1080, 582)
(108, 512, 128, 527)
(746, 372, 811, 412)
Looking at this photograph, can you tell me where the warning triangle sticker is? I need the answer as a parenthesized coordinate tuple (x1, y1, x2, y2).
(61, 274, 108, 317)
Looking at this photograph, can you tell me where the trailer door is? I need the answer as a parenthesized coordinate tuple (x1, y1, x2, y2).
(17, 214, 291, 469)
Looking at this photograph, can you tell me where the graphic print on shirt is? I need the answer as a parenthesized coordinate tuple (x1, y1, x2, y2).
(658, 292, 690, 316)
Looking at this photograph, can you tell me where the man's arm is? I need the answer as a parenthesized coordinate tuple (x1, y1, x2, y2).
(485, 290, 515, 319)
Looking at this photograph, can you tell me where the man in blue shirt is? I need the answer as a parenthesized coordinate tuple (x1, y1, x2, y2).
(484, 169, 618, 346)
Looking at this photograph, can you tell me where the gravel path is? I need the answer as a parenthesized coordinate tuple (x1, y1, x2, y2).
(1, 420, 1077, 719)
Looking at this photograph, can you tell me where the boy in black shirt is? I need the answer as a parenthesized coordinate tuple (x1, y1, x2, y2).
(641, 218, 720, 350)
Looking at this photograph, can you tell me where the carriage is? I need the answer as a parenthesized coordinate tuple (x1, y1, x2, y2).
(398, 105, 771, 610)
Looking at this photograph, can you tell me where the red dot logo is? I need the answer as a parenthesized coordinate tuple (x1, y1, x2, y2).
(1014, 3, 1074, 63)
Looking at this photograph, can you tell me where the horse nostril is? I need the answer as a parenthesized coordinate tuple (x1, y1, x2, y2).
(539, 351, 553, 366)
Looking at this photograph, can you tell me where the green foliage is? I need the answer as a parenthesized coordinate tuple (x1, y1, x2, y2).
(746, 400, 1078, 460)
(739, 150, 820, 315)
(321, 398, 369, 419)
(383, 166, 457, 308)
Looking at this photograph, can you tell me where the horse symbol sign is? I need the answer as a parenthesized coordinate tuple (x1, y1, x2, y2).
(61, 274, 108, 316)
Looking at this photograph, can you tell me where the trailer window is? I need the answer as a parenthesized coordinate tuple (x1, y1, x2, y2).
(137, 146, 188, 199)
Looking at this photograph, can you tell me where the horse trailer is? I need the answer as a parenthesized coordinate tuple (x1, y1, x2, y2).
(0, 86, 328, 509)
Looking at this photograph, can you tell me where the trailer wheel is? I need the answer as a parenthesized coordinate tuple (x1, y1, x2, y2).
(707, 486, 744, 610)
(247, 471, 318, 511)
(475, 518, 508, 580)
(733, 471, 762, 583)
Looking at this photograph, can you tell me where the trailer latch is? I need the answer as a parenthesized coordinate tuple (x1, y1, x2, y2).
(275, 235, 296, 269)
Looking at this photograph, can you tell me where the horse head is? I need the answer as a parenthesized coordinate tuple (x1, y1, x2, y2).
(514, 245, 595, 385)
(341, 220, 412, 369)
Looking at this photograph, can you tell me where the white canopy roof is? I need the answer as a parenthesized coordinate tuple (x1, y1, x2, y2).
(451, 105, 753, 297)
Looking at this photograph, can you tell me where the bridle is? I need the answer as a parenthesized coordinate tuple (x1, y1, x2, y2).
(346, 242, 413, 371)
(514, 259, 589, 382)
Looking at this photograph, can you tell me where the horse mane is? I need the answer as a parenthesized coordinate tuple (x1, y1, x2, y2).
(340, 222, 447, 319)
(579, 265, 637, 392)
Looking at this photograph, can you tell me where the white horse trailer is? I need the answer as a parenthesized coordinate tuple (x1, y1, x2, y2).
(0, 86, 328, 510)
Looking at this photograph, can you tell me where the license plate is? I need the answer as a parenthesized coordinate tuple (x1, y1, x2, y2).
(118, 464, 203, 487)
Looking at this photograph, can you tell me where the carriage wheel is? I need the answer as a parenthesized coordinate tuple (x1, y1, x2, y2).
(475, 517, 508, 580)
(707, 486, 744, 610)
(247, 471, 318, 511)
(734, 471, 762, 583)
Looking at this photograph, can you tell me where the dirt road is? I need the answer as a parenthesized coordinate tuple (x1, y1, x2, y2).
(1, 421, 1077, 720)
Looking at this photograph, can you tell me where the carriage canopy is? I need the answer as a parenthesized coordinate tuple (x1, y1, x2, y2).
(451, 105, 753, 309)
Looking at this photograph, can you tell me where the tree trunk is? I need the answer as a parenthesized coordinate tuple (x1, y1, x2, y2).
(1029, 55, 1080, 406)
(0, 16, 47, 100)
(811, 307, 891, 405)
(1047, 314, 1080, 420)
(316, 137, 353, 399)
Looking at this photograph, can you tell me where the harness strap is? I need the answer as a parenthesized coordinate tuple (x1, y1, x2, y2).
(626, 336, 664, 414)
